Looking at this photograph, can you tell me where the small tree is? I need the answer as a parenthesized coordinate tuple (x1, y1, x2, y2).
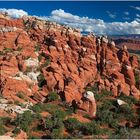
(51, 129, 62, 139)
(15, 111, 34, 132)
(37, 73, 46, 87)
(64, 118, 81, 133)
(0, 118, 7, 135)
(47, 91, 59, 102)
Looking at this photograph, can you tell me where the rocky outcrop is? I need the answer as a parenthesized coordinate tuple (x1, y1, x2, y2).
(78, 91, 97, 118)
(113, 37, 140, 51)
(0, 13, 140, 108)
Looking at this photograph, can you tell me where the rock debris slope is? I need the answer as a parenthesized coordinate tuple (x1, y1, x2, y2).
(0, 13, 140, 107)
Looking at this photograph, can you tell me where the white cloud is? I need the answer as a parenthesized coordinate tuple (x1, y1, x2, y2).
(136, 14, 140, 18)
(130, 6, 140, 11)
(0, 8, 140, 35)
(124, 11, 129, 15)
(106, 11, 116, 19)
(0, 8, 28, 18)
(48, 9, 140, 35)
(135, 18, 140, 22)
(123, 17, 130, 20)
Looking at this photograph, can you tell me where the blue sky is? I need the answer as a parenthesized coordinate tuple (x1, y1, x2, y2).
(0, 1, 140, 34)
(0, 1, 140, 22)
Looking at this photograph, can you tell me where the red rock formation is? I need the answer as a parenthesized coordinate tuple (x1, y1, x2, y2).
(113, 37, 140, 51)
(0, 13, 140, 108)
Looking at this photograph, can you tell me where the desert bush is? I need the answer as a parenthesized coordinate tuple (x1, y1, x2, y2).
(97, 103, 119, 129)
(116, 104, 135, 121)
(32, 103, 63, 116)
(4, 47, 13, 52)
(83, 114, 91, 119)
(12, 127, 21, 135)
(29, 135, 40, 139)
(52, 109, 67, 120)
(45, 117, 54, 130)
(101, 89, 112, 96)
(129, 128, 140, 139)
(64, 118, 102, 136)
(16, 91, 25, 99)
(135, 72, 140, 88)
(60, 102, 73, 115)
(38, 54, 43, 62)
(0, 51, 4, 55)
(47, 91, 59, 102)
(51, 129, 62, 139)
(97, 110, 111, 124)
(35, 44, 41, 52)
(0, 118, 7, 135)
(31, 103, 44, 113)
(64, 118, 81, 133)
(45, 112, 64, 138)
(0, 117, 11, 124)
(0, 124, 6, 135)
(119, 94, 138, 105)
(15, 111, 34, 132)
(94, 89, 112, 102)
(81, 121, 101, 135)
(112, 127, 130, 139)
(100, 99, 115, 110)
(37, 73, 46, 87)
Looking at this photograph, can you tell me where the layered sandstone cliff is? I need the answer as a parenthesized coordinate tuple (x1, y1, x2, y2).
(0, 13, 140, 107)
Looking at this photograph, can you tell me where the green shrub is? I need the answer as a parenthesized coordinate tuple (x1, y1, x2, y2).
(4, 47, 13, 52)
(129, 129, 140, 139)
(45, 109, 66, 130)
(42, 103, 60, 114)
(0, 118, 7, 135)
(119, 94, 138, 105)
(94, 89, 112, 102)
(38, 54, 43, 62)
(12, 127, 21, 135)
(52, 109, 66, 120)
(112, 127, 130, 139)
(0, 124, 6, 135)
(51, 129, 62, 139)
(45, 114, 64, 138)
(45, 117, 54, 130)
(97, 106, 119, 129)
(0, 117, 11, 124)
(59, 102, 73, 115)
(15, 111, 34, 132)
(32, 103, 63, 115)
(81, 121, 101, 135)
(35, 44, 41, 52)
(16, 91, 25, 99)
(31, 103, 44, 113)
(116, 104, 135, 121)
(37, 73, 46, 87)
(64, 118, 81, 132)
(100, 99, 115, 110)
(64, 118, 102, 136)
(0, 51, 4, 55)
(28, 135, 40, 139)
(135, 73, 139, 88)
(47, 91, 59, 102)
(83, 114, 91, 119)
